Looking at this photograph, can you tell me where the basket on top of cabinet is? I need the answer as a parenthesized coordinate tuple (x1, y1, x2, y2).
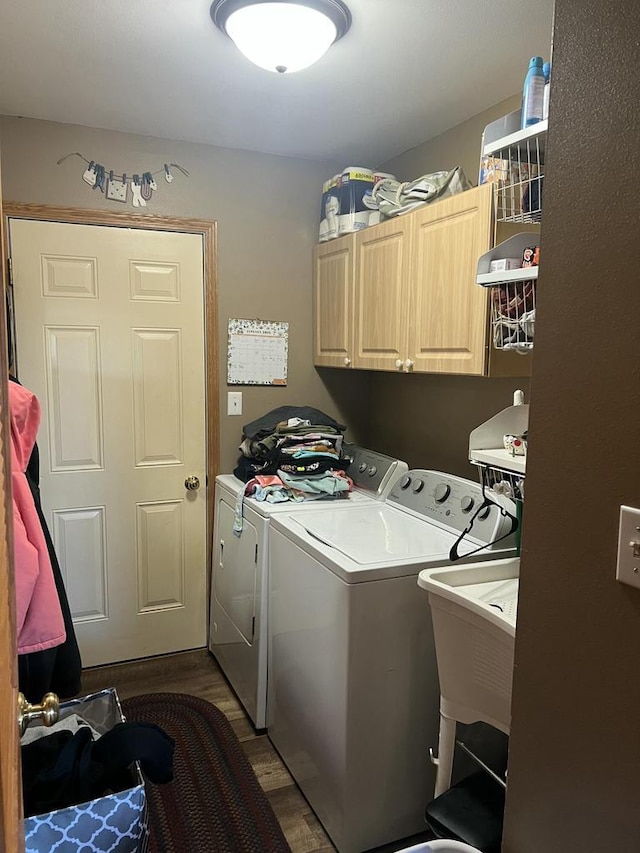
(479, 118, 546, 224)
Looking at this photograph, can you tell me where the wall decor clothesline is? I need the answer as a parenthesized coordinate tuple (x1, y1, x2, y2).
(57, 151, 190, 208)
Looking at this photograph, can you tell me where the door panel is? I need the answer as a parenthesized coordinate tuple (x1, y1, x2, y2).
(408, 184, 492, 374)
(313, 236, 354, 367)
(353, 218, 410, 371)
(9, 219, 207, 666)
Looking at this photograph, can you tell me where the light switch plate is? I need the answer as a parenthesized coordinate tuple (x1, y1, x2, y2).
(227, 391, 242, 416)
(616, 505, 640, 589)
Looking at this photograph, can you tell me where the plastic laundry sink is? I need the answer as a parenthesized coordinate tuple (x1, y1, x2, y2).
(418, 558, 520, 734)
(418, 558, 519, 637)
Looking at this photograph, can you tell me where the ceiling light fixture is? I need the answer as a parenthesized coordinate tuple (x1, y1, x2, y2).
(210, 0, 351, 74)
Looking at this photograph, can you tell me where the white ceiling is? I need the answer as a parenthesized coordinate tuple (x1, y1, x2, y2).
(0, 0, 554, 165)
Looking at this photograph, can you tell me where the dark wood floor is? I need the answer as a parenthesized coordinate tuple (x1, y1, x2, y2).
(82, 649, 434, 853)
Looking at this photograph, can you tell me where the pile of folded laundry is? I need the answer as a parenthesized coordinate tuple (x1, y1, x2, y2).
(233, 406, 353, 530)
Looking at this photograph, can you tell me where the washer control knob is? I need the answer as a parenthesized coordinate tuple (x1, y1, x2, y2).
(461, 496, 475, 514)
(400, 475, 412, 490)
(478, 505, 492, 521)
(368, 466, 377, 477)
(358, 462, 367, 473)
(434, 483, 451, 503)
(412, 479, 424, 493)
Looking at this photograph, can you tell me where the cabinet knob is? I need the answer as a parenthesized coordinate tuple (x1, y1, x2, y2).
(343, 357, 351, 366)
(404, 359, 414, 371)
(395, 359, 403, 369)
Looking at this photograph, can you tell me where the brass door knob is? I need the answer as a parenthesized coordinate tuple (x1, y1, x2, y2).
(185, 476, 200, 491)
(18, 691, 59, 737)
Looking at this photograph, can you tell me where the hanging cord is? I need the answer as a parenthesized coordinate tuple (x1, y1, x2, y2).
(448, 477, 519, 562)
(57, 152, 189, 182)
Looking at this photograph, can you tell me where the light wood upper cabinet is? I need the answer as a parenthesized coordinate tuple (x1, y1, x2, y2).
(313, 234, 355, 367)
(408, 183, 492, 375)
(312, 184, 520, 377)
(353, 216, 411, 371)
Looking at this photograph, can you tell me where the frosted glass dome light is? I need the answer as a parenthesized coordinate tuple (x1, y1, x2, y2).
(211, 0, 352, 74)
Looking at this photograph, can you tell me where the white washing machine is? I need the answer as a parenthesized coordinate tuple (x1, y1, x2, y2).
(267, 470, 517, 853)
(208, 446, 407, 728)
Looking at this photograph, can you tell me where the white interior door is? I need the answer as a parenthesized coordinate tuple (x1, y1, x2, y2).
(9, 219, 207, 666)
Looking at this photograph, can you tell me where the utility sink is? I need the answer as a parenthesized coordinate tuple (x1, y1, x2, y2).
(418, 558, 519, 638)
(418, 558, 520, 733)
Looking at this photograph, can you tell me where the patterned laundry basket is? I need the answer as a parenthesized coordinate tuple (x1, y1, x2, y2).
(24, 689, 149, 853)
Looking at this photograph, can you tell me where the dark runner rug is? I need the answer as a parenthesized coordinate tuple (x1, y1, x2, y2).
(122, 692, 291, 853)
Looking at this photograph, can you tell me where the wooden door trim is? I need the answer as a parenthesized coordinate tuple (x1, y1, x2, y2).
(2, 202, 219, 602)
(0, 191, 23, 851)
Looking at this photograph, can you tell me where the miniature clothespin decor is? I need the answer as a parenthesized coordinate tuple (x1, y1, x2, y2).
(105, 170, 128, 203)
(58, 152, 189, 207)
(93, 164, 106, 192)
(131, 174, 146, 208)
(140, 172, 154, 202)
(82, 161, 97, 186)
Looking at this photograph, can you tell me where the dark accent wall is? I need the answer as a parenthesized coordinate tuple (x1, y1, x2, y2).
(363, 372, 525, 478)
(503, 3, 640, 850)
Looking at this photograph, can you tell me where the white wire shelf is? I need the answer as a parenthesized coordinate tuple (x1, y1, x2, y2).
(480, 120, 546, 224)
(477, 266, 539, 286)
(471, 457, 526, 503)
(476, 234, 538, 352)
(482, 120, 548, 158)
(490, 278, 536, 352)
(470, 449, 526, 475)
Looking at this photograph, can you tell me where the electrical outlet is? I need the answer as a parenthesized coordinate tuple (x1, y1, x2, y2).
(227, 391, 242, 416)
(616, 505, 640, 589)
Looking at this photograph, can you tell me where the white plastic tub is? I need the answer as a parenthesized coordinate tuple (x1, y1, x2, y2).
(397, 841, 481, 853)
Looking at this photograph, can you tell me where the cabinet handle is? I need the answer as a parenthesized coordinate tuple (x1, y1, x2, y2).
(343, 357, 351, 366)
(404, 359, 414, 371)
(395, 359, 403, 369)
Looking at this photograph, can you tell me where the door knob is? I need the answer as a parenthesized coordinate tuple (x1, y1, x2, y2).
(18, 691, 59, 737)
(404, 359, 414, 371)
(185, 476, 200, 491)
(395, 359, 403, 369)
(343, 357, 351, 366)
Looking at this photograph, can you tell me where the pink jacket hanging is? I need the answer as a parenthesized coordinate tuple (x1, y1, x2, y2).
(10, 382, 65, 654)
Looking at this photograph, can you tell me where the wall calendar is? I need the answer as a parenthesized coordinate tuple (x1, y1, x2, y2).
(227, 319, 289, 386)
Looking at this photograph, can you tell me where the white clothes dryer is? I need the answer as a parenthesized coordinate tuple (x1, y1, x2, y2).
(267, 470, 517, 853)
(208, 446, 407, 728)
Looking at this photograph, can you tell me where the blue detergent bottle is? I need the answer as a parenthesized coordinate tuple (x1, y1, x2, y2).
(521, 56, 546, 128)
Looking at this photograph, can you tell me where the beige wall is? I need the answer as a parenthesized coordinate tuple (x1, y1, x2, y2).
(0, 116, 372, 472)
(379, 92, 521, 183)
(0, 96, 528, 482)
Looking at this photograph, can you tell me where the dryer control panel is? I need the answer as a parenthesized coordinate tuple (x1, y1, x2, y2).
(345, 445, 408, 500)
(387, 469, 516, 546)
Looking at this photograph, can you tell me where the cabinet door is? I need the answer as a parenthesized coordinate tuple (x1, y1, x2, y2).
(313, 235, 355, 367)
(353, 218, 411, 371)
(408, 183, 493, 375)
